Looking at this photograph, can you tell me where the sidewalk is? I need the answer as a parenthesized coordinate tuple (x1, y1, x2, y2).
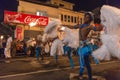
(0, 56, 36, 62)
(0, 55, 79, 63)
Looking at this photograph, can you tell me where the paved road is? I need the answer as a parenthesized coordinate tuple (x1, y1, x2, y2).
(0, 56, 120, 80)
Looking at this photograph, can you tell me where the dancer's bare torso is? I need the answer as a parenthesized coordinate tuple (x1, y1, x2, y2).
(79, 25, 103, 41)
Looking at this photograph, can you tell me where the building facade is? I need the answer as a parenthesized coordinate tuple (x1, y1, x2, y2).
(13, 0, 84, 40)
(18, 0, 84, 26)
(48, 0, 74, 10)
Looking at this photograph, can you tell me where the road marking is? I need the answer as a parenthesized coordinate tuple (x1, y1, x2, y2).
(0, 61, 119, 79)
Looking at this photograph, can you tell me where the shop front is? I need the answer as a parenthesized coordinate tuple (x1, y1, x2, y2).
(4, 10, 49, 41)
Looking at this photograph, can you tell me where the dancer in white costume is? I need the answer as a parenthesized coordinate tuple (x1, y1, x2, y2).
(92, 5, 120, 60)
(4, 36, 12, 58)
(59, 5, 120, 61)
(42, 20, 64, 63)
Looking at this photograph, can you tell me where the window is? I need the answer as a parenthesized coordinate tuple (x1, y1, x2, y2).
(80, 18, 82, 24)
(36, 11, 48, 16)
(61, 14, 63, 21)
(68, 16, 70, 22)
(64, 15, 67, 22)
(74, 17, 77, 23)
(71, 16, 73, 23)
(54, 2, 57, 5)
(59, 4, 64, 7)
(53, 2, 58, 6)
(77, 17, 79, 24)
(36, 11, 41, 16)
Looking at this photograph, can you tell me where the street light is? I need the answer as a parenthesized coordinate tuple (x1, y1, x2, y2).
(1, 35, 3, 39)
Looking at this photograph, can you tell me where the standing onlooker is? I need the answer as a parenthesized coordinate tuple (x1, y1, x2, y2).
(4, 35, 12, 63)
(30, 38, 36, 57)
(2, 38, 7, 49)
(36, 35, 44, 61)
(22, 40, 27, 55)
(0, 38, 6, 58)
(11, 38, 17, 57)
(26, 39, 32, 56)
(26, 38, 36, 57)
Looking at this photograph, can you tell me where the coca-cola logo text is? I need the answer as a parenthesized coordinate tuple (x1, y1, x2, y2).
(24, 16, 48, 26)
(4, 11, 48, 26)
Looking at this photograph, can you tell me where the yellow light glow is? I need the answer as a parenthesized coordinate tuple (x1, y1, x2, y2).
(1, 35, 3, 39)
(29, 22, 37, 27)
(60, 27, 65, 31)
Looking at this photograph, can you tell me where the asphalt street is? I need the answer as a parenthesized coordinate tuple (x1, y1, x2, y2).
(0, 56, 120, 80)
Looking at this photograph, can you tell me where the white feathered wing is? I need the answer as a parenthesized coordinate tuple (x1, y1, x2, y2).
(92, 5, 120, 60)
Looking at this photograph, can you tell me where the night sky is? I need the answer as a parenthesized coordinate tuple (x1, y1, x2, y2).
(64, 0, 105, 11)
(38, 0, 120, 11)
(0, 0, 18, 11)
(0, 0, 18, 21)
(0, 0, 120, 21)
(0, 0, 120, 11)
(64, 0, 120, 11)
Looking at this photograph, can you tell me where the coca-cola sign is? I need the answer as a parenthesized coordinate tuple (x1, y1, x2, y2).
(16, 26, 23, 40)
(4, 10, 48, 26)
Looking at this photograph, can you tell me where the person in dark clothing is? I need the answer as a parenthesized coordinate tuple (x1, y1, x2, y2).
(63, 45, 74, 69)
(11, 38, 17, 57)
(22, 40, 27, 55)
(35, 39, 44, 61)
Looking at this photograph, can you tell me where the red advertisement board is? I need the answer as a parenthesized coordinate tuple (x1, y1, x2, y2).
(4, 10, 48, 26)
(16, 26, 23, 40)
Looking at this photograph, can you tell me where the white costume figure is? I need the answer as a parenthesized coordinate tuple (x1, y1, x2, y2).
(4, 36, 12, 58)
(26, 39, 32, 48)
(42, 20, 79, 68)
(59, 5, 120, 61)
(58, 26, 79, 49)
(44, 42, 50, 54)
(42, 20, 64, 57)
(92, 5, 120, 60)
(50, 38, 63, 56)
